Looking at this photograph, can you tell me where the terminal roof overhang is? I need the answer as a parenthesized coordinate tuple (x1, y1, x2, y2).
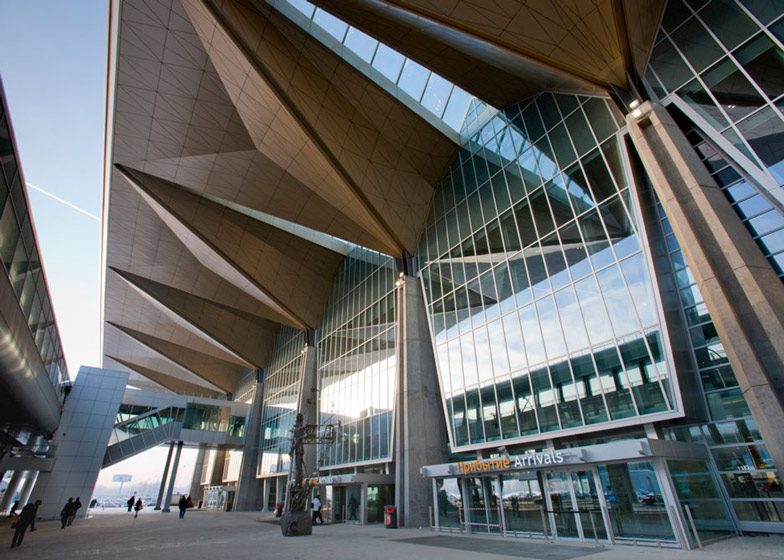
(103, 0, 664, 395)
(311, 0, 666, 107)
(103, 0, 457, 394)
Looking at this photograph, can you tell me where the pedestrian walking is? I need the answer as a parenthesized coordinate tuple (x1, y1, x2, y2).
(10, 500, 41, 548)
(133, 498, 143, 518)
(127, 495, 135, 512)
(311, 495, 324, 524)
(67, 497, 82, 526)
(60, 498, 74, 528)
(178, 494, 188, 519)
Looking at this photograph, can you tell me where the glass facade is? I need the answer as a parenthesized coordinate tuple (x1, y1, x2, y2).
(276, 0, 475, 131)
(182, 403, 245, 436)
(0, 87, 68, 397)
(258, 325, 304, 476)
(645, 0, 784, 278)
(108, 406, 184, 445)
(247, 0, 784, 538)
(599, 461, 674, 541)
(636, 105, 784, 527)
(416, 92, 677, 449)
(317, 246, 396, 468)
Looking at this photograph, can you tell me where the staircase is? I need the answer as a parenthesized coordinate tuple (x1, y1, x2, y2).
(103, 407, 183, 468)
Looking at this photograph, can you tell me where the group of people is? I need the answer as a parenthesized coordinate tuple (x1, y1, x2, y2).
(126, 495, 143, 518)
(60, 497, 82, 528)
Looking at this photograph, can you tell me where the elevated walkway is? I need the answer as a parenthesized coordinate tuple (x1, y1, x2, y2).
(102, 390, 250, 467)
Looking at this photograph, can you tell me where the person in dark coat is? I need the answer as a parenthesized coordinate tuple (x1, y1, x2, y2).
(11, 500, 41, 548)
(60, 498, 74, 529)
(67, 497, 82, 526)
(178, 495, 188, 519)
(127, 495, 135, 512)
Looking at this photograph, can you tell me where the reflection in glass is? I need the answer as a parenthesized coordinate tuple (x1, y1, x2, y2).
(667, 459, 734, 542)
(436, 478, 463, 528)
(599, 462, 675, 541)
(546, 472, 579, 538)
(501, 472, 545, 533)
(418, 92, 674, 449)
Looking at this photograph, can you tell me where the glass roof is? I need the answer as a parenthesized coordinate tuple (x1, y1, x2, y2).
(278, 0, 478, 132)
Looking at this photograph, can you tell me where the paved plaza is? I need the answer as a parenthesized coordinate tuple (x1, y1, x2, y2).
(3, 509, 784, 560)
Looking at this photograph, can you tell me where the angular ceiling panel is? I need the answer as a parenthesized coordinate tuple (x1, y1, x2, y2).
(108, 355, 223, 398)
(108, 321, 243, 393)
(111, 266, 279, 368)
(117, 165, 345, 328)
(182, 0, 457, 254)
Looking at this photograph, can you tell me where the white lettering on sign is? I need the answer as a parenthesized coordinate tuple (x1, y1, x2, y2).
(456, 450, 565, 474)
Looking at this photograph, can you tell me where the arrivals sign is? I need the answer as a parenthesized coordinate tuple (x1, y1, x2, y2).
(451, 449, 583, 475)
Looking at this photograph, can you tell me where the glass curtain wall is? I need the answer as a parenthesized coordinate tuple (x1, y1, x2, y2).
(667, 459, 735, 541)
(436, 477, 463, 529)
(415, 91, 677, 449)
(318, 246, 396, 468)
(0, 88, 68, 397)
(599, 461, 675, 541)
(258, 325, 304, 477)
(640, 170, 784, 527)
(644, 0, 784, 278)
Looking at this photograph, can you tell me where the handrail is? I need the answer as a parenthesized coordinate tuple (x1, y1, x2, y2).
(113, 406, 182, 430)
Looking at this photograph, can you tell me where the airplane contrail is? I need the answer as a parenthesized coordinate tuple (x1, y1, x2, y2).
(26, 182, 101, 221)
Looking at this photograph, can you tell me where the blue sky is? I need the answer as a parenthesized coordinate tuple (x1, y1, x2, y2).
(0, 0, 201, 487)
(0, 0, 106, 374)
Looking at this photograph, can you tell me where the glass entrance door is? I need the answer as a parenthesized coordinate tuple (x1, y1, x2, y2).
(571, 470, 607, 541)
(545, 469, 610, 542)
(546, 472, 581, 538)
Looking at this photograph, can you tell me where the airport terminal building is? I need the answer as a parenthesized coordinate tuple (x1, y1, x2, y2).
(95, 0, 784, 550)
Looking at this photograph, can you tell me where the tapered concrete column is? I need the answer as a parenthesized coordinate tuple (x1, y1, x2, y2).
(209, 449, 227, 486)
(235, 378, 265, 511)
(628, 102, 784, 472)
(300, 337, 319, 479)
(18, 471, 39, 508)
(394, 276, 449, 528)
(0, 471, 26, 512)
(283, 335, 318, 513)
(155, 442, 175, 510)
(162, 441, 183, 512)
(188, 447, 207, 505)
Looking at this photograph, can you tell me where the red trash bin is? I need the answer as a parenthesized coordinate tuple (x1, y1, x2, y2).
(384, 505, 397, 528)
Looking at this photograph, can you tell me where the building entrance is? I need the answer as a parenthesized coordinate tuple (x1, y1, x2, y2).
(544, 469, 608, 542)
(423, 438, 737, 549)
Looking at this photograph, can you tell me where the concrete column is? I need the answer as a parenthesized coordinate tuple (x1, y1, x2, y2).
(234, 379, 264, 511)
(299, 337, 319, 479)
(283, 335, 319, 513)
(162, 441, 183, 512)
(154, 442, 175, 510)
(209, 449, 227, 486)
(18, 471, 39, 508)
(188, 447, 207, 505)
(394, 276, 449, 527)
(628, 101, 784, 473)
(0, 470, 26, 512)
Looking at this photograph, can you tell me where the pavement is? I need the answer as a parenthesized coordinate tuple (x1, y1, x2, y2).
(2, 508, 784, 560)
